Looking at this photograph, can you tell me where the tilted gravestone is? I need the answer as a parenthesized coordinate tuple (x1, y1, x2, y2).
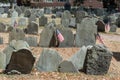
(4, 49, 35, 74)
(9, 28, 25, 42)
(58, 60, 78, 73)
(36, 48, 62, 72)
(26, 21, 38, 34)
(83, 44, 113, 75)
(39, 16, 48, 26)
(75, 18, 97, 47)
(18, 17, 27, 26)
(96, 20, 105, 32)
(56, 26, 74, 47)
(0, 52, 6, 70)
(24, 36, 38, 47)
(69, 46, 87, 70)
(75, 11, 88, 23)
(24, 9, 31, 18)
(0, 22, 6, 32)
(110, 24, 117, 32)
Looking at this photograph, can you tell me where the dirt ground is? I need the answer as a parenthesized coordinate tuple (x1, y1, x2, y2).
(0, 17, 120, 80)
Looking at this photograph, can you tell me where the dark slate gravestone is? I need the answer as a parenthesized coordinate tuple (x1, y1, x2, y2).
(0, 22, 6, 32)
(69, 46, 87, 70)
(94, 8, 105, 16)
(0, 37, 3, 44)
(57, 26, 74, 47)
(9, 28, 25, 42)
(75, 11, 88, 23)
(116, 15, 120, 28)
(96, 20, 105, 32)
(26, 21, 38, 34)
(75, 18, 97, 47)
(24, 36, 38, 47)
(36, 48, 62, 72)
(4, 49, 35, 74)
(39, 16, 48, 26)
(83, 44, 113, 75)
(0, 8, 4, 14)
(39, 27, 56, 47)
(110, 24, 117, 32)
(0, 52, 6, 70)
(24, 9, 31, 18)
(58, 60, 78, 73)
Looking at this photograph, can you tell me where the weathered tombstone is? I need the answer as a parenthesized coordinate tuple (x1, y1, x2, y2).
(39, 27, 55, 47)
(56, 11, 62, 18)
(4, 49, 35, 74)
(0, 22, 6, 32)
(75, 11, 88, 23)
(58, 60, 78, 73)
(4, 7, 9, 13)
(39, 16, 48, 26)
(36, 48, 62, 72)
(1, 13, 8, 18)
(61, 19, 70, 27)
(0, 37, 3, 44)
(61, 10, 71, 20)
(24, 36, 37, 47)
(94, 8, 105, 16)
(75, 18, 97, 47)
(24, 9, 31, 18)
(83, 44, 113, 75)
(0, 52, 6, 70)
(15, 6, 22, 16)
(96, 20, 105, 32)
(69, 46, 87, 70)
(110, 24, 117, 32)
(28, 14, 36, 24)
(36, 9, 44, 17)
(116, 15, 120, 28)
(11, 10, 18, 27)
(18, 17, 27, 26)
(26, 21, 38, 34)
(57, 26, 74, 47)
(6, 25, 14, 32)
(44, 8, 52, 14)
(69, 17, 76, 28)
(45, 20, 56, 28)
(108, 14, 117, 24)
(9, 28, 25, 42)
(0, 8, 4, 14)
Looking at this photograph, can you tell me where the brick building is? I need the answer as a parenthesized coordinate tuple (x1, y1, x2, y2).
(30, 0, 103, 8)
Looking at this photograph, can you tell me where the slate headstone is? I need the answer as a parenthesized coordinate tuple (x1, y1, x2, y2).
(110, 24, 117, 32)
(84, 44, 113, 75)
(0, 52, 6, 70)
(0, 37, 3, 44)
(39, 16, 48, 26)
(18, 17, 27, 26)
(0, 22, 6, 32)
(28, 14, 36, 24)
(69, 18, 76, 28)
(0, 8, 4, 14)
(24, 9, 31, 18)
(36, 48, 62, 72)
(58, 60, 78, 73)
(15, 6, 22, 16)
(96, 20, 105, 32)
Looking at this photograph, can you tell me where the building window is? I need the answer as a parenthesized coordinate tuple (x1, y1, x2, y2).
(58, 0, 67, 2)
(45, 0, 53, 2)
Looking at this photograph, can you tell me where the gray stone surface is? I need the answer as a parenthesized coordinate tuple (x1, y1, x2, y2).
(0, 52, 6, 70)
(15, 6, 22, 16)
(26, 21, 38, 34)
(36, 48, 62, 72)
(75, 18, 97, 47)
(61, 19, 70, 27)
(24, 36, 37, 47)
(58, 60, 78, 73)
(0, 22, 6, 32)
(110, 24, 117, 32)
(69, 46, 87, 70)
(7, 26, 14, 32)
(9, 28, 25, 42)
(24, 9, 31, 18)
(18, 17, 27, 26)
(116, 15, 120, 28)
(0, 8, 4, 14)
(96, 20, 105, 32)
(11, 10, 18, 27)
(39, 16, 48, 26)
(28, 14, 36, 24)
(69, 18, 76, 28)
(84, 44, 113, 75)
(0, 37, 3, 44)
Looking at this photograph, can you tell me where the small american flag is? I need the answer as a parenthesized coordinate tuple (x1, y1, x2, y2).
(96, 33, 104, 45)
(105, 23, 110, 32)
(56, 29, 64, 42)
(14, 20, 17, 27)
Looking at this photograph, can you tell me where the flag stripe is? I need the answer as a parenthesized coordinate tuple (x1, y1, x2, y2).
(56, 29, 64, 42)
(96, 33, 104, 45)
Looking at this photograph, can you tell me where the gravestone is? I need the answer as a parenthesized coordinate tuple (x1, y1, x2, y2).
(4, 7, 9, 13)
(0, 52, 6, 70)
(116, 15, 120, 28)
(39, 27, 55, 47)
(1, 13, 8, 18)
(57, 26, 74, 47)
(45, 20, 56, 28)
(0, 8, 4, 14)
(56, 11, 62, 18)
(44, 8, 52, 14)
(61, 10, 71, 20)
(7, 25, 14, 32)
(28, 14, 36, 24)
(75, 18, 97, 47)
(36, 48, 62, 72)
(84, 44, 113, 75)
(61, 19, 70, 27)
(96, 20, 105, 32)
(4, 49, 35, 74)
(36, 9, 44, 17)
(9, 28, 25, 42)
(15, 6, 22, 16)
(75, 11, 88, 23)
(69, 18, 76, 28)
(110, 24, 117, 32)
(24, 9, 31, 18)
(0, 22, 6, 32)
(24, 36, 37, 47)
(26, 21, 38, 34)
(0, 37, 3, 44)
(94, 8, 104, 16)
(39, 16, 48, 26)
(58, 60, 78, 73)
(69, 46, 87, 70)
(11, 10, 18, 27)
(108, 14, 117, 24)
(18, 17, 27, 26)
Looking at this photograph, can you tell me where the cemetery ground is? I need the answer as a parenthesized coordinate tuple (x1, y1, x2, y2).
(0, 15, 120, 80)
